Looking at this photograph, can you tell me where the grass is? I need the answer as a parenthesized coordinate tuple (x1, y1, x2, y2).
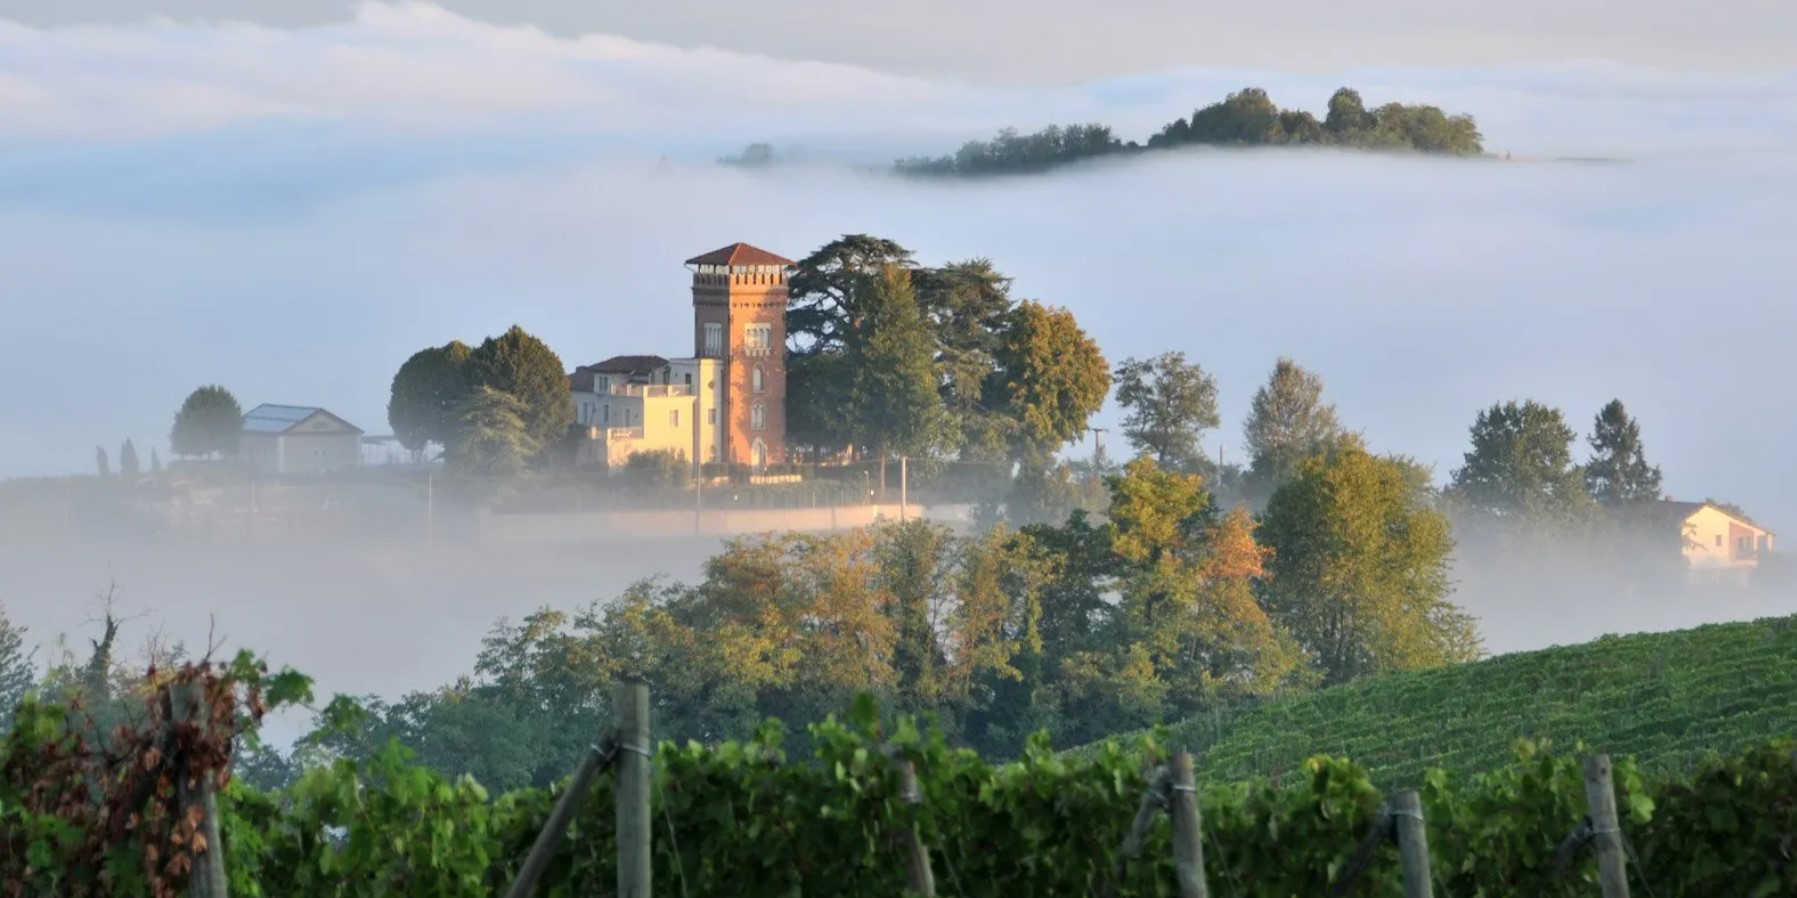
(1075, 613, 1797, 788)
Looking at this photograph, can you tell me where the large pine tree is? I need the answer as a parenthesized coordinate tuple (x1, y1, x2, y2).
(1584, 399, 1663, 505)
(849, 265, 950, 469)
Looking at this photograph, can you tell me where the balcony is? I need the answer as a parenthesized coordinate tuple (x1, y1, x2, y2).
(604, 427, 646, 441)
(742, 346, 774, 358)
(608, 384, 693, 398)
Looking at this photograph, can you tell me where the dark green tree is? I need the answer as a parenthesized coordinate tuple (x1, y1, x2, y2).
(786, 234, 916, 354)
(849, 265, 951, 472)
(466, 326, 574, 456)
(118, 439, 141, 480)
(1260, 448, 1477, 685)
(786, 350, 856, 459)
(1243, 357, 1348, 494)
(1446, 400, 1591, 524)
(95, 446, 111, 480)
(914, 259, 1016, 460)
(448, 387, 541, 477)
(990, 301, 1110, 466)
(389, 340, 474, 453)
(170, 385, 243, 459)
(1113, 351, 1219, 473)
(149, 448, 163, 476)
(785, 235, 919, 457)
(1324, 87, 1372, 136)
(1585, 399, 1663, 505)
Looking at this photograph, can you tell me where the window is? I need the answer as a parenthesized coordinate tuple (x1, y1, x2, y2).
(752, 366, 764, 393)
(597, 376, 610, 393)
(708, 408, 717, 424)
(745, 324, 772, 351)
(603, 404, 610, 423)
(669, 409, 680, 428)
(704, 323, 723, 356)
(1715, 535, 1723, 547)
(684, 373, 693, 386)
(750, 403, 765, 430)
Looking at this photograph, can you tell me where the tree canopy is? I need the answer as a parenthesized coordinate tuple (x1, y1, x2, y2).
(118, 440, 141, 481)
(1446, 400, 1591, 524)
(783, 236, 1103, 471)
(388, 327, 571, 472)
(1243, 357, 1349, 495)
(847, 265, 952, 463)
(1113, 351, 1220, 473)
(990, 301, 1110, 466)
(388, 340, 473, 453)
(0, 601, 32, 731)
(1585, 399, 1663, 505)
(467, 326, 574, 452)
(448, 386, 541, 477)
(895, 85, 1483, 177)
(1260, 448, 1476, 685)
(169, 385, 242, 459)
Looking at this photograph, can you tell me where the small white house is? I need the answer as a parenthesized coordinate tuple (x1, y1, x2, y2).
(239, 404, 364, 475)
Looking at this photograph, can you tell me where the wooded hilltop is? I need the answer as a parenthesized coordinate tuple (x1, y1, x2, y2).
(891, 86, 1484, 177)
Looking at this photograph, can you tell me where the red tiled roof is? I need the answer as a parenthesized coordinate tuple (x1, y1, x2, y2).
(684, 243, 794, 267)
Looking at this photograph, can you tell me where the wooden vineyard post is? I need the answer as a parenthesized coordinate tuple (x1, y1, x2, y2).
(1583, 755, 1631, 898)
(172, 681, 228, 898)
(616, 683, 652, 898)
(1392, 790, 1433, 898)
(503, 736, 616, 898)
(1168, 752, 1208, 898)
(897, 760, 936, 898)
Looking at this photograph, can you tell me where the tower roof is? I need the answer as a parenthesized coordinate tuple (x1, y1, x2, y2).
(685, 243, 794, 268)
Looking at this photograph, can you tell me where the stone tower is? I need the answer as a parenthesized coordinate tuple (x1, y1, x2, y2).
(686, 242, 792, 468)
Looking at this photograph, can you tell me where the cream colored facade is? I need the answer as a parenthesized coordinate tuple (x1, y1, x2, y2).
(573, 358, 722, 470)
(1677, 502, 1775, 572)
(238, 405, 364, 476)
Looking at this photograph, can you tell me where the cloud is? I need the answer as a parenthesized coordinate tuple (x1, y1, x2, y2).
(1, 3, 1793, 156)
(6, 0, 1797, 80)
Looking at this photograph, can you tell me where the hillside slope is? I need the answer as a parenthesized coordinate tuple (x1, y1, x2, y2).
(1079, 614, 1797, 788)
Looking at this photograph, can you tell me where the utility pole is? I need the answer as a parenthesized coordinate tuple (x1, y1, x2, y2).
(899, 455, 908, 521)
(425, 471, 434, 550)
(1091, 427, 1109, 467)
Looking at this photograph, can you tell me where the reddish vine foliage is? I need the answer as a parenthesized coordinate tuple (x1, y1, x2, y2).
(1, 659, 278, 898)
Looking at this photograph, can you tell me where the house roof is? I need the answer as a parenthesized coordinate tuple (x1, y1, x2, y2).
(584, 355, 669, 376)
(1652, 499, 1771, 533)
(242, 404, 364, 435)
(684, 243, 794, 268)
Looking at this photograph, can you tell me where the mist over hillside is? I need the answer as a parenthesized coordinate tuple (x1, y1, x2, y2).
(6, 149, 1794, 523)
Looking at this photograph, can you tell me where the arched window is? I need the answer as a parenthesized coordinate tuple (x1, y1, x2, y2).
(752, 366, 765, 393)
(750, 403, 765, 430)
(752, 439, 767, 469)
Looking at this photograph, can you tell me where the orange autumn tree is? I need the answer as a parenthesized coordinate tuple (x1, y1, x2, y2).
(1060, 459, 1303, 735)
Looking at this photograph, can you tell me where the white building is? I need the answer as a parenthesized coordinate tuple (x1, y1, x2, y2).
(238, 404, 364, 475)
(571, 355, 724, 469)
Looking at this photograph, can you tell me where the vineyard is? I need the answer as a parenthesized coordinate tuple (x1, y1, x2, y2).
(4, 657, 1797, 897)
(1081, 613, 1797, 788)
